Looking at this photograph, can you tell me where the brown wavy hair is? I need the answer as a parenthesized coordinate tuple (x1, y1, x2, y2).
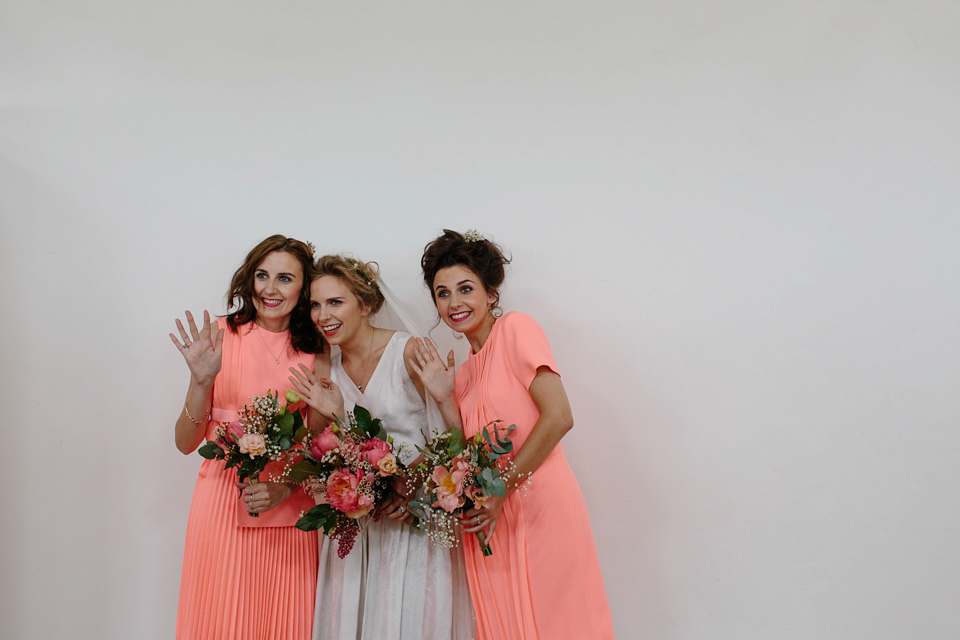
(225, 235, 324, 354)
(420, 229, 510, 309)
(313, 254, 385, 315)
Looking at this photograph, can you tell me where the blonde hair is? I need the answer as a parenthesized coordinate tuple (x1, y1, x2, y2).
(313, 254, 385, 315)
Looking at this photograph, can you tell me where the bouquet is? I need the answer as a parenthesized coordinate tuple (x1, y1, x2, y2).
(198, 389, 306, 517)
(289, 406, 405, 558)
(407, 420, 518, 557)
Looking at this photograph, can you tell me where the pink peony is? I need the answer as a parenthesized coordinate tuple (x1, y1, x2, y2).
(362, 438, 391, 466)
(325, 468, 375, 518)
(310, 426, 341, 458)
(432, 464, 468, 512)
(238, 433, 266, 456)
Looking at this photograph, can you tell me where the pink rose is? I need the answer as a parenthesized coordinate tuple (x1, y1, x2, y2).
(238, 433, 266, 456)
(432, 465, 467, 512)
(310, 426, 341, 458)
(325, 469, 375, 518)
(226, 420, 244, 442)
(362, 438, 391, 467)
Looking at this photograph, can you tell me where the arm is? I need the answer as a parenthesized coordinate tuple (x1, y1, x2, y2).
(170, 310, 224, 454)
(462, 367, 573, 535)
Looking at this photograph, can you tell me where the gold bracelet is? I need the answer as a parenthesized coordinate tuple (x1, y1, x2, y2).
(183, 403, 208, 425)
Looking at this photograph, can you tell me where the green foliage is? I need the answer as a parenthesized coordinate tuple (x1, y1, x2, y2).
(288, 459, 323, 484)
(296, 504, 339, 534)
(482, 421, 516, 459)
(197, 442, 224, 460)
(477, 467, 507, 496)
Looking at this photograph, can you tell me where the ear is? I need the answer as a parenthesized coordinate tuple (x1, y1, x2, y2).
(487, 290, 497, 306)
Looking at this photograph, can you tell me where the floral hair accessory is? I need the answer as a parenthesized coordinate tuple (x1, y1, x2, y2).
(346, 257, 379, 290)
(305, 241, 316, 258)
(463, 229, 485, 243)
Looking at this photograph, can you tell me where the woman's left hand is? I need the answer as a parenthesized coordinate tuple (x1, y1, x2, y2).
(288, 363, 345, 421)
(378, 493, 413, 522)
(237, 481, 293, 513)
(460, 494, 506, 538)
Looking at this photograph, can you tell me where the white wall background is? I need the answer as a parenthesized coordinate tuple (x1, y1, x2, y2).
(1, 2, 958, 638)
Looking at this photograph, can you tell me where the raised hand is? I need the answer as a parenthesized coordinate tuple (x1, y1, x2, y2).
(170, 310, 224, 386)
(289, 363, 345, 421)
(408, 338, 456, 404)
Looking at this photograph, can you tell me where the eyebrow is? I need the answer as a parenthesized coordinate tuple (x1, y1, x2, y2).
(435, 278, 474, 291)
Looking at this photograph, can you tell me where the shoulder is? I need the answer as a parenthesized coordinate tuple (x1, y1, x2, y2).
(497, 311, 545, 338)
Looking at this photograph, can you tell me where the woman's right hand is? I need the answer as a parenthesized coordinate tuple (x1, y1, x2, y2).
(409, 338, 456, 404)
(170, 310, 224, 386)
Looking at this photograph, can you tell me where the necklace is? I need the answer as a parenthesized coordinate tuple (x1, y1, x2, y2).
(351, 329, 376, 391)
(254, 323, 285, 364)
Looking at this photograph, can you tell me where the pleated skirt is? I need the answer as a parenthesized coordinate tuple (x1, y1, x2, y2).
(176, 458, 319, 640)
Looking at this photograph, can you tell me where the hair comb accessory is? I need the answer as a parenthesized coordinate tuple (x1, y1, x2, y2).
(463, 229, 485, 243)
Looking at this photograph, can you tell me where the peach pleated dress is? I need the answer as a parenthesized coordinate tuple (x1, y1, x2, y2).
(176, 319, 319, 640)
(455, 312, 615, 640)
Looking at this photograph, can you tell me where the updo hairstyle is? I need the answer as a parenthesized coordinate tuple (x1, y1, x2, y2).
(225, 234, 324, 354)
(420, 229, 511, 309)
(314, 254, 385, 315)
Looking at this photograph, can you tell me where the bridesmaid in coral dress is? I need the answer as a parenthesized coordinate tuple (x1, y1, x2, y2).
(170, 235, 327, 640)
(411, 229, 616, 640)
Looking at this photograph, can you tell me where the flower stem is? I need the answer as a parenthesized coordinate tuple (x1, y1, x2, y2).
(476, 530, 492, 557)
(247, 475, 260, 518)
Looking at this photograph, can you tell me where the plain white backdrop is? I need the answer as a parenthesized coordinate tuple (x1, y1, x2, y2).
(1, 2, 958, 638)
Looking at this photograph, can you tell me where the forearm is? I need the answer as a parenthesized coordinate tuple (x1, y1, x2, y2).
(175, 377, 215, 454)
(435, 395, 463, 430)
(503, 413, 572, 493)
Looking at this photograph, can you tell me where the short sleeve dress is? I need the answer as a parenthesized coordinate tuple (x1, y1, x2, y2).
(454, 312, 615, 640)
(176, 319, 319, 640)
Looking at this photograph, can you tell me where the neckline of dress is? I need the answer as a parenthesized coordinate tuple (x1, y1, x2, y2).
(339, 330, 402, 394)
(468, 314, 504, 359)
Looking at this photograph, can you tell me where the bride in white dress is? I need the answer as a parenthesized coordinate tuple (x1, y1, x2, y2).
(289, 255, 474, 640)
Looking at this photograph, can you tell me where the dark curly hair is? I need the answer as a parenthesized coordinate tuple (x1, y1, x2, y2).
(224, 235, 324, 354)
(420, 229, 510, 309)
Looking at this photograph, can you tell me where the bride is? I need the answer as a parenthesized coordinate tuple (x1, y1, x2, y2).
(289, 254, 474, 640)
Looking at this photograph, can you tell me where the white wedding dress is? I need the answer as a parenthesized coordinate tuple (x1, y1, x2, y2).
(312, 330, 475, 640)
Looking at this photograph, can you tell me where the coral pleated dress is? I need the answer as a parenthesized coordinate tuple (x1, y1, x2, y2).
(176, 319, 319, 640)
(454, 312, 615, 640)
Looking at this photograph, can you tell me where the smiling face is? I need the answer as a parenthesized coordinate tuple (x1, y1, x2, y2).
(310, 275, 369, 347)
(432, 265, 497, 340)
(251, 250, 304, 331)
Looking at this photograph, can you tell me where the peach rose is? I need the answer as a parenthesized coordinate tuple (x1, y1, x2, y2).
(376, 453, 398, 476)
(238, 433, 266, 457)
